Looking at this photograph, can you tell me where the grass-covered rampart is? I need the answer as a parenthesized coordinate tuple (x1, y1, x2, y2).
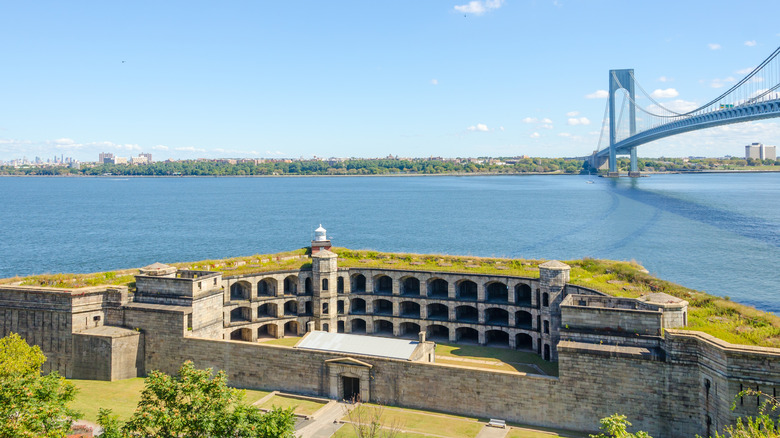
(2, 247, 778, 348)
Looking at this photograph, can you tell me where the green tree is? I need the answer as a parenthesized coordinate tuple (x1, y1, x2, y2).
(0, 332, 79, 438)
(590, 414, 652, 438)
(99, 360, 295, 438)
(713, 389, 780, 438)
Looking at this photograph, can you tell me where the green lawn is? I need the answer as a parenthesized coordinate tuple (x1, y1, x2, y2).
(256, 395, 326, 416)
(340, 404, 483, 438)
(435, 343, 558, 376)
(259, 336, 302, 347)
(333, 425, 433, 438)
(69, 378, 271, 423)
(506, 426, 588, 438)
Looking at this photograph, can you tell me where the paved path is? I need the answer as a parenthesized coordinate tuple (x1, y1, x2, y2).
(475, 424, 510, 438)
(296, 400, 354, 438)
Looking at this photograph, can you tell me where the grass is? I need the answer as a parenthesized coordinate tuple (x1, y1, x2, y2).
(435, 342, 558, 376)
(256, 395, 326, 416)
(333, 425, 432, 438)
(339, 404, 484, 438)
(259, 336, 302, 347)
(506, 427, 588, 438)
(69, 378, 271, 423)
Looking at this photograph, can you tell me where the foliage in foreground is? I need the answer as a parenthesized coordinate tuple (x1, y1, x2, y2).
(98, 361, 295, 438)
(0, 332, 79, 438)
(344, 404, 402, 438)
(590, 414, 651, 438)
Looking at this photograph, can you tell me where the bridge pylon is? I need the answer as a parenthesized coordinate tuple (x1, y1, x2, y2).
(608, 69, 638, 177)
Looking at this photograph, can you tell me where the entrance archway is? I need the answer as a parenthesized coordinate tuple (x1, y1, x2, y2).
(342, 376, 360, 402)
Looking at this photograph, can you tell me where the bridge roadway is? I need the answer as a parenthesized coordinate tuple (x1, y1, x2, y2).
(590, 98, 780, 172)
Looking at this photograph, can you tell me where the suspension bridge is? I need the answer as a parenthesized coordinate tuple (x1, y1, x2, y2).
(589, 45, 780, 176)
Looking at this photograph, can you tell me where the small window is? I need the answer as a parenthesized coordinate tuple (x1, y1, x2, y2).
(323, 302, 329, 314)
(542, 293, 549, 307)
(198, 282, 202, 290)
(93, 315, 101, 322)
(322, 278, 329, 291)
(543, 320, 550, 334)
(214, 278, 217, 285)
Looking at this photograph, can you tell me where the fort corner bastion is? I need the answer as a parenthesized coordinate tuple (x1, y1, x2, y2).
(1, 228, 778, 437)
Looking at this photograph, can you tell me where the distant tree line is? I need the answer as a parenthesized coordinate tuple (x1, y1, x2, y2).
(0, 157, 587, 176)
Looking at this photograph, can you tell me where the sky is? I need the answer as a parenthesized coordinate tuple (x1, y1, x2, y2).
(1, 0, 780, 162)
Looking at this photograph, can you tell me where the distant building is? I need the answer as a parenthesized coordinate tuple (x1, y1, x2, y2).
(745, 142, 777, 160)
(139, 153, 153, 163)
(99, 152, 114, 164)
(114, 157, 128, 165)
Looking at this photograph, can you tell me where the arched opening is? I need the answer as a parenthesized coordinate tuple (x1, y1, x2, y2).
(305, 278, 313, 295)
(284, 321, 299, 336)
(350, 298, 366, 314)
(230, 307, 251, 323)
(426, 324, 449, 341)
(542, 292, 549, 307)
(515, 311, 532, 329)
(283, 276, 298, 295)
(322, 323, 329, 332)
(515, 284, 532, 306)
(428, 278, 448, 298)
(257, 324, 277, 340)
(337, 300, 345, 314)
(486, 282, 508, 303)
(485, 308, 509, 326)
(322, 278, 329, 291)
(257, 303, 277, 319)
(374, 319, 393, 335)
(337, 277, 345, 293)
(304, 300, 313, 315)
(373, 299, 393, 316)
(283, 300, 298, 316)
(399, 301, 420, 318)
(426, 303, 448, 321)
(351, 318, 367, 333)
(457, 280, 478, 301)
(230, 281, 251, 301)
(516, 333, 533, 350)
(338, 320, 345, 333)
(486, 330, 509, 347)
(257, 278, 276, 297)
(401, 277, 420, 296)
(544, 344, 551, 361)
(400, 322, 421, 338)
(230, 328, 252, 341)
(455, 327, 479, 343)
(375, 275, 392, 294)
(352, 274, 366, 292)
(543, 320, 549, 334)
(455, 305, 478, 323)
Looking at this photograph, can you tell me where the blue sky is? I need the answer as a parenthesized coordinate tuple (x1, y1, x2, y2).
(1, 0, 779, 161)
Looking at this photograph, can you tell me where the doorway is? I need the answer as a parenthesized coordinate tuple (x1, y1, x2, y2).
(342, 376, 360, 402)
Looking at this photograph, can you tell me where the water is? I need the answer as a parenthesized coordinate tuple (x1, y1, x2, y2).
(1, 174, 778, 313)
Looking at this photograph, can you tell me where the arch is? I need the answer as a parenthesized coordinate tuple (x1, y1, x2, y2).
(230, 328, 252, 341)
(400, 322, 421, 337)
(485, 308, 509, 326)
(542, 292, 549, 307)
(322, 323, 329, 332)
(515, 284, 532, 306)
(401, 277, 420, 296)
(351, 274, 367, 292)
(337, 299, 345, 314)
(455, 327, 479, 343)
(544, 344, 551, 361)
(485, 330, 509, 347)
(351, 318, 367, 333)
(426, 303, 449, 321)
(230, 307, 251, 323)
(283, 300, 298, 316)
(428, 278, 448, 298)
(515, 310, 532, 329)
(337, 276, 345, 293)
(305, 278, 313, 295)
(257, 278, 277, 297)
(257, 303, 278, 319)
(337, 320, 345, 333)
(350, 298, 366, 314)
(399, 301, 420, 318)
(230, 281, 251, 301)
(257, 323, 278, 339)
(303, 300, 313, 315)
(374, 319, 393, 335)
(373, 299, 393, 315)
(515, 333, 533, 350)
(284, 321, 299, 336)
(457, 280, 478, 301)
(455, 305, 478, 323)
(374, 275, 392, 294)
(322, 278, 329, 291)
(486, 282, 508, 303)
(426, 324, 449, 341)
(283, 275, 298, 295)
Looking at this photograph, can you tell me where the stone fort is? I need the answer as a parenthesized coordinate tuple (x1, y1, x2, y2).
(1, 226, 778, 437)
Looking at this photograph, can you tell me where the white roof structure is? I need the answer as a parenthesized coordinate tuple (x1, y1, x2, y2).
(296, 331, 420, 360)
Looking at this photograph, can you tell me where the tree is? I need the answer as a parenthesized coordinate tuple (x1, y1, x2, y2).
(344, 403, 402, 438)
(713, 389, 780, 438)
(590, 414, 651, 438)
(0, 332, 79, 438)
(98, 360, 295, 438)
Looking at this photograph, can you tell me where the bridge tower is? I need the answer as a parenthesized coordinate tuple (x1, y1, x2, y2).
(608, 69, 638, 176)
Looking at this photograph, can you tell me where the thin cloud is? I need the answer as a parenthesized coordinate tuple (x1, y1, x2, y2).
(567, 117, 591, 126)
(745, 40, 757, 47)
(430, 79, 438, 85)
(467, 123, 489, 132)
(708, 43, 722, 50)
(658, 76, 671, 82)
(566, 111, 580, 117)
(586, 90, 608, 99)
(736, 67, 754, 75)
(530, 132, 540, 138)
(454, 0, 504, 15)
(522, 117, 538, 123)
(709, 76, 736, 89)
(651, 88, 679, 98)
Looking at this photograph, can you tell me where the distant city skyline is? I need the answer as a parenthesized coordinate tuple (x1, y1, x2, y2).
(1, 1, 779, 162)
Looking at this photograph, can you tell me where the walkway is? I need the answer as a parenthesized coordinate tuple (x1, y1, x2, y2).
(296, 400, 354, 438)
